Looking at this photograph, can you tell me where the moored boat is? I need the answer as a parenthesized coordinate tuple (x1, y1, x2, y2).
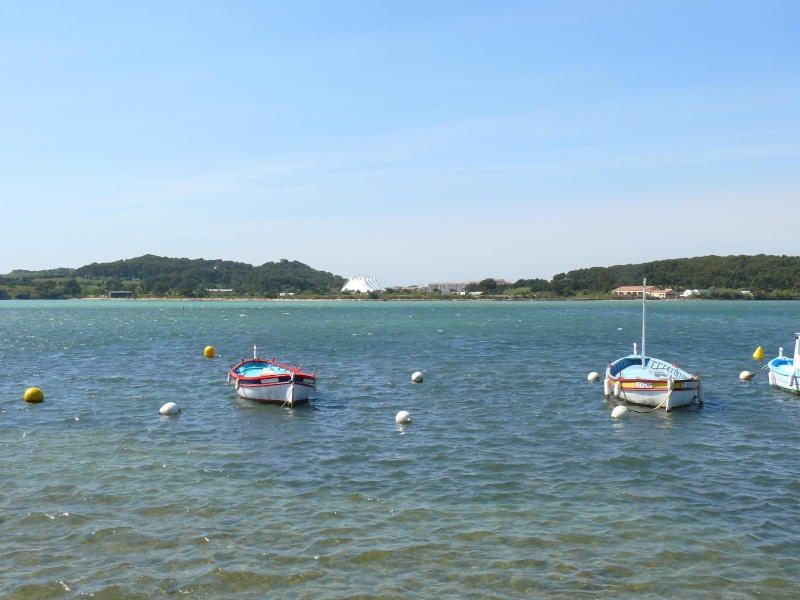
(604, 279, 702, 411)
(228, 345, 316, 407)
(767, 333, 800, 394)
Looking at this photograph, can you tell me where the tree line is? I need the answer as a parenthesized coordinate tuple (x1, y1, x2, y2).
(0, 255, 346, 299)
(1, 253, 799, 300)
(463, 254, 800, 299)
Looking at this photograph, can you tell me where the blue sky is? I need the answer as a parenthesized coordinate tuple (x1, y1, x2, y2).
(1, 1, 798, 286)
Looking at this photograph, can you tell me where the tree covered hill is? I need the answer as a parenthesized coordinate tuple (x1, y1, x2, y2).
(552, 254, 800, 296)
(1, 254, 346, 299)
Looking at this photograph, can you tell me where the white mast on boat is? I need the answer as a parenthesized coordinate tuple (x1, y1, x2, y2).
(641, 278, 647, 366)
(794, 333, 800, 373)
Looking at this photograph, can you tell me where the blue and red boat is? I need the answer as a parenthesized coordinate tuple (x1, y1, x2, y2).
(228, 345, 317, 407)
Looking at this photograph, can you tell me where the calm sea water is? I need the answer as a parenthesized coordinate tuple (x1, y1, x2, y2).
(2, 299, 800, 599)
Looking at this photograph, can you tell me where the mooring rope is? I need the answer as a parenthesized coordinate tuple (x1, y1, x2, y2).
(744, 363, 770, 380)
(627, 386, 674, 413)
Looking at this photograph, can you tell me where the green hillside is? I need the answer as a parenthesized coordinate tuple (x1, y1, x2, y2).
(0, 254, 346, 299)
(550, 254, 800, 298)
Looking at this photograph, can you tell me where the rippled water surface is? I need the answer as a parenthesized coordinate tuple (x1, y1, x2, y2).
(2, 299, 800, 598)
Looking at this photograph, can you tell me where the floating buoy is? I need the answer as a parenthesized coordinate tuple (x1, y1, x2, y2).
(159, 402, 181, 415)
(24, 387, 44, 403)
(769, 370, 776, 386)
(739, 371, 752, 381)
(613, 381, 622, 397)
(411, 371, 423, 383)
(204, 345, 215, 358)
(395, 410, 412, 424)
(603, 378, 611, 396)
(697, 380, 704, 403)
(753, 346, 764, 360)
(611, 406, 629, 419)
(588, 372, 600, 382)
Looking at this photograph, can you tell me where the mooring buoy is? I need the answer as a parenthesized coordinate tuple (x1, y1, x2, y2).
(159, 402, 181, 415)
(611, 406, 629, 419)
(24, 387, 44, 403)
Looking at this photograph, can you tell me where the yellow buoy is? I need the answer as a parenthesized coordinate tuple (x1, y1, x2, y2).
(24, 387, 44, 403)
(204, 345, 215, 358)
(753, 346, 764, 360)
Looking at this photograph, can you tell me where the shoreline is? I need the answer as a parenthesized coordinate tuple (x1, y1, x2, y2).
(71, 296, 737, 303)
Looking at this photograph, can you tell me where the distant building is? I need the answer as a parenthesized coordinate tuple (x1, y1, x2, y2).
(109, 291, 133, 299)
(427, 282, 468, 294)
(612, 285, 676, 298)
(342, 276, 384, 293)
(613, 285, 653, 297)
(681, 289, 709, 298)
(427, 279, 507, 294)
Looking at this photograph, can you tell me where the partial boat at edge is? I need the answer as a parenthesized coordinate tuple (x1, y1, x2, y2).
(767, 333, 800, 394)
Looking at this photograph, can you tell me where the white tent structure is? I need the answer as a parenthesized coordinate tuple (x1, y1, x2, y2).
(342, 276, 384, 293)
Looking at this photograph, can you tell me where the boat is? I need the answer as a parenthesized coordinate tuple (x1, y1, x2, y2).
(604, 279, 703, 411)
(228, 345, 317, 407)
(767, 333, 800, 394)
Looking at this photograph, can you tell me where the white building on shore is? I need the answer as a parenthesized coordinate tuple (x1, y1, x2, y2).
(342, 276, 384, 293)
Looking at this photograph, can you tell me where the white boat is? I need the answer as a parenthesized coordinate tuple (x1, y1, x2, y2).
(767, 333, 800, 394)
(604, 279, 703, 411)
(228, 346, 316, 407)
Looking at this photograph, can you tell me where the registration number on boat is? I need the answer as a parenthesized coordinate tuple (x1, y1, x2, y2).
(635, 382, 653, 388)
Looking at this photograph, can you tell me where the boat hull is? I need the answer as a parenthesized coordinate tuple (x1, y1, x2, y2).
(229, 357, 316, 407)
(605, 355, 701, 411)
(607, 379, 699, 409)
(767, 357, 799, 394)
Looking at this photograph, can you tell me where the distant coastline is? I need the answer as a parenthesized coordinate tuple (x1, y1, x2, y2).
(2, 253, 799, 300)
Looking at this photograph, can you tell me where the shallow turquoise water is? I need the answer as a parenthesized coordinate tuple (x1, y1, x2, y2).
(1, 299, 800, 598)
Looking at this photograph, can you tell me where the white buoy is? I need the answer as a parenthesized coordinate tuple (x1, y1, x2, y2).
(159, 402, 181, 415)
(697, 380, 704, 403)
(611, 406, 629, 419)
(411, 371, 423, 383)
(603, 378, 611, 396)
(739, 371, 752, 381)
(769, 371, 776, 386)
(395, 410, 412, 424)
(613, 381, 622, 397)
(588, 372, 600, 382)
